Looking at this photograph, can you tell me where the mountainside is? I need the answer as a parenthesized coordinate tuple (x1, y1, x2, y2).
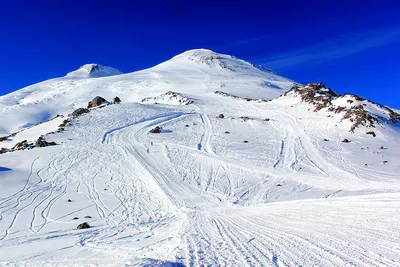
(0, 49, 292, 135)
(0, 49, 399, 266)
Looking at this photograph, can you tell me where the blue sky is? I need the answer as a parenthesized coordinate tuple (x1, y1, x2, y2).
(1, 0, 400, 108)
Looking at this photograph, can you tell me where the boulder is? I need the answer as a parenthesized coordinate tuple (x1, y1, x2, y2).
(218, 114, 224, 118)
(113, 96, 121, 104)
(88, 96, 108, 108)
(150, 126, 163, 133)
(72, 108, 90, 117)
(12, 140, 30, 150)
(0, 148, 10, 154)
(36, 137, 48, 147)
(342, 139, 350, 143)
(77, 222, 90, 229)
(59, 119, 70, 128)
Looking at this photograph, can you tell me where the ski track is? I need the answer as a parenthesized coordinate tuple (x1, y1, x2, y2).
(1, 104, 400, 266)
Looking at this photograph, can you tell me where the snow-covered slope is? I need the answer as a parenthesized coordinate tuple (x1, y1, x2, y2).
(0, 49, 292, 135)
(66, 64, 122, 78)
(0, 49, 399, 266)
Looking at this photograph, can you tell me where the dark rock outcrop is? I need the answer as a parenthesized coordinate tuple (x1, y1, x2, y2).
(150, 126, 163, 133)
(0, 148, 10, 154)
(59, 119, 70, 128)
(35, 137, 57, 148)
(88, 96, 108, 108)
(113, 96, 121, 104)
(77, 222, 90, 229)
(12, 140, 32, 150)
(284, 83, 338, 112)
(341, 105, 377, 133)
(142, 91, 193, 105)
(283, 83, 399, 133)
(214, 91, 267, 102)
(35, 137, 48, 147)
(72, 108, 90, 117)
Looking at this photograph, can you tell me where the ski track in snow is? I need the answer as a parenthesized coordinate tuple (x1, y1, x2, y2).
(1, 103, 400, 266)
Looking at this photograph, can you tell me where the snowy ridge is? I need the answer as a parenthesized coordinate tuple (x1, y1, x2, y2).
(141, 91, 194, 105)
(0, 49, 399, 266)
(283, 82, 400, 133)
(66, 64, 122, 78)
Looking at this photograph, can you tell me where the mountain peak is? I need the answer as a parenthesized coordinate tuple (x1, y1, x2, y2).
(66, 63, 122, 78)
(169, 48, 274, 74)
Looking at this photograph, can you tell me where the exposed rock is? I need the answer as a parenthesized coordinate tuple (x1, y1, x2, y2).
(214, 91, 267, 102)
(0, 148, 10, 154)
(284, 83, 338, 112)
(341, 105, 377, 133)
(73, 217, 79, 220)
(12, 140, 31, 150)
(342, 139, 350, 143)
(335, 106, 346, 114)
(113, 96, 121, 104)
(35, 137, 48, 147)
(366, 131, 376, 137)
(0, 136, 8, 142)
(72, 108, 90, 117)
(84, 215, 92, 219)
(244, 140, 248, 143)
(283, 83, 399, 133)
(77, 222, 90, 229)
(239, 116, 254, 121)
(59, 119, 71, 128)
(150, 126, 163, 133)
(88, 96, 108, 108)
(218, 114, 224, 118)
(142, 91, 193, 105)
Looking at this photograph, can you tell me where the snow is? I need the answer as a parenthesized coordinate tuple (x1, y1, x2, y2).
(0, 49, 399, 266)
(66, 64, 122, 78)
(141, 91, 194, 105)
(0, 116, 64, 149)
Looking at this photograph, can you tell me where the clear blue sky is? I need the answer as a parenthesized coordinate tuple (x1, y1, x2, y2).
(1, 0, 399, 108)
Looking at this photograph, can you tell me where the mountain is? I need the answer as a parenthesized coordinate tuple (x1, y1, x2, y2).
(0, 49, 292, 135)
(66, 63, 122, 78)
(0, 49, 399, 266)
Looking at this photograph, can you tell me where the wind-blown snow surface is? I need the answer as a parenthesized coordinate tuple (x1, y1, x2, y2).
(1, 49, 400, 266)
